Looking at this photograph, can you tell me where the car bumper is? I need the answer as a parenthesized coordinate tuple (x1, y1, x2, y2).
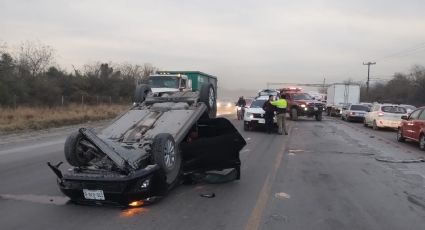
(347, 115, 365, 121)
(376, 119, 401, 129)
(298, 107, 323, 116)
(57, 165, 161, 206)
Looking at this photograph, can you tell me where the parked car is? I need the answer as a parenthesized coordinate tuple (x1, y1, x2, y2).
(364, 104, 408, 130)
(341, 104, 369, 122)
(397, 107, 425, 150)
(243, 96, 276, 131)
(329, 103, 350, 117)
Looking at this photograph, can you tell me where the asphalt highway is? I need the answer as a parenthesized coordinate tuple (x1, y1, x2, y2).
(1, 115, 425, 230)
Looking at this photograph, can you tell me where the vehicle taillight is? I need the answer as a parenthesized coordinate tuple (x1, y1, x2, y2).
(378, 112, 385, 116)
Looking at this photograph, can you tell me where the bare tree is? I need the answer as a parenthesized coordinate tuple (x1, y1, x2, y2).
(116, 62, 143, 79)
(16, 40, 55, 77)
(141, 63, 158, 78)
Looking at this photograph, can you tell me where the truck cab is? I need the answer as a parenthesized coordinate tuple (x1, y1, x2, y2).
(280, 87, 324, 121)
(145, 74, 192, 95)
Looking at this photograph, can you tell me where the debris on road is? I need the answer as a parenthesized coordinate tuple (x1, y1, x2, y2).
(275, 192, 291, 199)
(375, 157, 425, 163)
(200, 193, 216, 198)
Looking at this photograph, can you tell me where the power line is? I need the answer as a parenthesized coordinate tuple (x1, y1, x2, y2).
(376, 42, 425, 62)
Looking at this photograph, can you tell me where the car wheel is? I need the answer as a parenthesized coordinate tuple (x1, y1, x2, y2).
(341, 115, 344, 120)
(244, 123, 250, 131)
(315, 113, 322, 121)
(363, 119, 368, 127)
(200, 83, 216, 118)
(291, 108, 298, 121)
(134, 84, 151, 103)
(372, 120, 379, 130)
(419, 134, 425, 151)
(151, 133, 182, 186)
(347, 117, 351, 122)
(64, 131, 93, 167)
(397, 128, 405, 142)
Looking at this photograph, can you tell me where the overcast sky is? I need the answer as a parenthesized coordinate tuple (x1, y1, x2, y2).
(1, 0, 425, 89)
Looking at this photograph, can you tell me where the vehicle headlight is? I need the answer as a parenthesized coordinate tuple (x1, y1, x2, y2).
(300, 104, 306, 108)
(245, 112, 253, 118)
(217, 102, 221, 107)
(227, 102, 232, 107)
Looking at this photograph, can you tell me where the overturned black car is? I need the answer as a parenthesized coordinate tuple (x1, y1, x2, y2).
(48, 83, 246, 207)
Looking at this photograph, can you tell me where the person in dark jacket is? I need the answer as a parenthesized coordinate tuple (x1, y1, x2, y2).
(236, 96, 246, 107)
(262, 95, 275, 134)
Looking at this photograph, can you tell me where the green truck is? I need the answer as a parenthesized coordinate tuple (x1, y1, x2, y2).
(135, 71, 218, 118)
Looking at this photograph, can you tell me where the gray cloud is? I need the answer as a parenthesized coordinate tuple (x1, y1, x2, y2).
(1, 0, 425, 89)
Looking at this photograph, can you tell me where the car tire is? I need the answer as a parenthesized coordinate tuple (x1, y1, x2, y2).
(419, 134, 425, 151)
(134, 84, 151, 103)
(151, 133, 182, 186)
(64, 131, 93, 167)
(397, 128, 405, 142)
(341, 115, 345, 120)
(244, 123, 250, 131)
(372, 120, 379, 130)
(291, 108, 298, 121)
(200, 83, 216, 118)
(363, 119, 368, 127)
(315, 113, 322, 121)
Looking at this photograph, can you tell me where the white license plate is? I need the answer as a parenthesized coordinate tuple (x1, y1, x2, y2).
(258, 119, 265, 124)
(83, 189, 105, 200)
(314, 107, 318, 111)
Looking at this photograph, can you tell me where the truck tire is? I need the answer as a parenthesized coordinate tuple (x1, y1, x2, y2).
(291, 108, 298, 121)
(134, 84, 151, 103)
(200, 83, 217, 118)
(151, 133, 182, 186)
(64, 131, 92, 167)
(315, 113, 322, 121)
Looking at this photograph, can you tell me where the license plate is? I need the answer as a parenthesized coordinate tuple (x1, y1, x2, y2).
(258, 119, 265, 124)
(83, 189, 105, 200)
(314, 107, 318, 111)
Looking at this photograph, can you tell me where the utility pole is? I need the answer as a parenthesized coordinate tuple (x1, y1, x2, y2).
(363, 61, 376, 100)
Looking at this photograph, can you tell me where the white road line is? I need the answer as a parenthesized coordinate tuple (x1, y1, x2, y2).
(0, 139, 65, 156)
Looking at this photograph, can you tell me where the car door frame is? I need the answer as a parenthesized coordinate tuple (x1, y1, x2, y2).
(404, 109, 422, 139)
(411, 109, 425, 141)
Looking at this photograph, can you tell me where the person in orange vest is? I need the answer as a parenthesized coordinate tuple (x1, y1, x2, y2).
(271, 94, 288, 135)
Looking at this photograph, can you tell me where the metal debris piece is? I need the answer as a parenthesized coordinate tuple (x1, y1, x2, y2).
(200, 193, 215, 198)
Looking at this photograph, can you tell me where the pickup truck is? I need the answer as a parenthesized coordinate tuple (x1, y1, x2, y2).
(280, 88, 324, 121)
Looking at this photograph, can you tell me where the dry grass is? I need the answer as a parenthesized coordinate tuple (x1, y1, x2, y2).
(0, 104, 129, 132)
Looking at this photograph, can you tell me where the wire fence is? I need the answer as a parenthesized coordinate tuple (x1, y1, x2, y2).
(3, 95, 132, 109)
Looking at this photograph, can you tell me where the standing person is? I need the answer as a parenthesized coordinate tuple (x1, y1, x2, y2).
(262, 95, 275, 134)
(271, 94, 288, 135)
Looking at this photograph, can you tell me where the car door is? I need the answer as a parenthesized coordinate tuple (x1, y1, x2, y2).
(411, 109, 425, 141)
(366, 105, 377, 125)
(404, 109, 422, 139)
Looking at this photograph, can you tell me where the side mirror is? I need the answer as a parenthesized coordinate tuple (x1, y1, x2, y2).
(401, 115, 408, 120)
